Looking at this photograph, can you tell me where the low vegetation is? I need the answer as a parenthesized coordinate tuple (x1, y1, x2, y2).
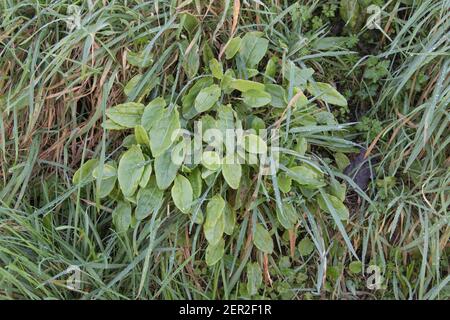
(0, 0, 448, 299)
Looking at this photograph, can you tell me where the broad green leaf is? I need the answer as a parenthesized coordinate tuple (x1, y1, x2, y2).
(223, 203, 236, 235)
(188, 167, 202, 199)
(93, 163, 117, 179)
(242, 89, 272, 108)
(149, 108, 180, 157)
(192, 209, 204, 225)
(182, 77, 214, 119)
(216, 104, 235, 137)
(239, 33, 268, 67)
(284, 61, 314, 87)
(209, 58, 223, 79)
(277, 172, 292, 193)
(265, 84, 287, 108)
(349, 261, 362, 274)
(122, 135, 137, 148)
(264, 56, 278, 81)
(123, 75, 159, 101)
(202, 151, 221, 171)
(216, 105, 235, 151)
(246, 262, 262, 296)
(103, 119, 126, 130)
(230, 79, 265, 92)
(297, 114, 317, 126)
(139, 163, 152, 188)
(329, 179, 346, 202)
(313, 37, 351, 50)
(253, 224, 273, 254)
(135, 177, 164, 220)
(251, 116, 266, 133)
(96, 176, 116, 198)
(315, 111, 337, 125)
(171, 175, 193, 214)
(293, 88, 309, 108)
(106, 102, 145, 128)
(222, 156, 241, 189)
(246, 68, 259, 78)
(243, 134, 267, 155)
(134, 125, 150, 147)
(180, 12, 198, 33)
(202, 168, 215, 182)
(202, 41, 215, 67)
(154, 148, 181, 190)
(73, 159, 99, 184)
(225, 37, 241, 60)
(124, 74, 142, 97)
(205, 238, 225, 266)
(171, 140, 188, 166)
(118, 145, 145, 198)
(318, 193, 349, 221)
(141, 97, 166, 131)
(92, 163, 117, 198)
(221, 69, 236, 94)
(288, 165, 326, 188)
(295, 137, 308, 156)
(298, 237, 314, 256)
(127, 51, 153, 68)
(204, 195, 225, 245)
(307, 82, 347, 107)
(182, 43, 200, 79)
(200, 114, 217, 136)
(334, 152, 350, 171)
(276, 202, 299, 230)
(194, 84, 221, 113)
(113, 201, 132, 233)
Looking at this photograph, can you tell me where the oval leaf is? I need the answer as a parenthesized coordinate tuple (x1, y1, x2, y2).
(222, 156, 241, 189)
(298, 237, 314, 256)
(318, 193, 349, 221)
(113, 201, 132, 233)
(73, 159, 99, 185)
(205, 238, 225, 266)
(118, 145, 145, 198)
(253, 224, 273, 254)
(209, 58, 223, 79)
(141, 97, 166, 131)
(149, 108, 180, 157)
(204, 195, 225, 245)
(242, 89, 271, 108)
(243, 134, 267, 155)
(105, 102, 145, 128)
(139, 163, 152, 188)
(202, 151, 221, 171)
(239, 33, 268, 67)
(276, 202, 299, 230)
(288, 165, 326, 189)
(171, 175, 193, 214)
(135, 177, 164, 220)
(225, 37, 241, 60)
(194, 84, 221, 113)
(246, 262, 263, 296)
(307, 82, 347, 107)
(154, 148, 181, 190)
(230, 79, 265, 92)
(134, 125, 150, 147)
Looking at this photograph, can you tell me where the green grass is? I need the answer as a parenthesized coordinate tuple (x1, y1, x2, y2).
(0, 0, 448, 300)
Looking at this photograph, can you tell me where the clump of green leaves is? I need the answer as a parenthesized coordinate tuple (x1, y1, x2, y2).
(74, 32, 353, 291)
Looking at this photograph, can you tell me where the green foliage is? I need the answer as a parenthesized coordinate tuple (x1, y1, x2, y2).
(75, 33, 352, 270)
(2, 0, 448, 301)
